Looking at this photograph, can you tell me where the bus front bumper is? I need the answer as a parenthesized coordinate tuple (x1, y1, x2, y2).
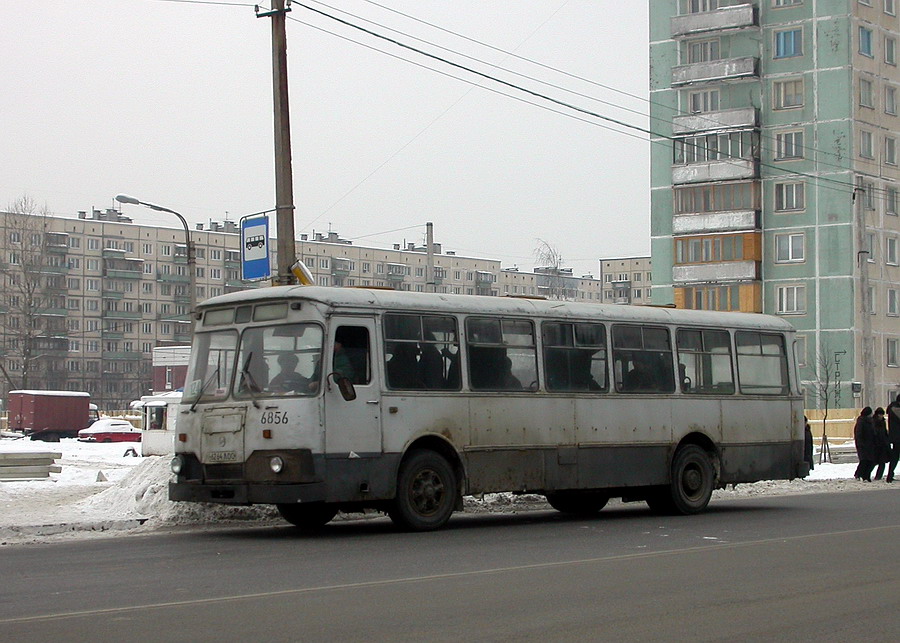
(169, 480, 326, 505)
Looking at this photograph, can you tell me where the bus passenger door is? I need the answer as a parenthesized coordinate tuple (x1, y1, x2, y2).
(324, 319, 382, 457)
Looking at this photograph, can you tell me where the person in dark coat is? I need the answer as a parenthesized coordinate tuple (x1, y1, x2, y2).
(872, 407, 891, 481)
(854, 407, 876, 482)
(886, 394, 900, 483)
(803, 416, 814, 473)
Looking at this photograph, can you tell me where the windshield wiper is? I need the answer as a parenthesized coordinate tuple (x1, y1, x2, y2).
(189, 365, 220, 412)
(239, 352, 261, 409)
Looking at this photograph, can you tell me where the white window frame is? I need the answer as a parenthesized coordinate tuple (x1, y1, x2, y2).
(775, 232, 805, 263)
(776, 130, 804, 160)
(860, 26, 874, 57)
(887, 86, 898, 115)
(774, 78, 804, 109)
(861, 129, 875, 159)
(888, 338, 899, 367)
(776, 284, 806, 314)
(860, 78, 875, 108)
(888, 288, 899, 316)
(886, 36, 897, 65)
(775, 181, 805, 211)
(775, 28, 803, 58)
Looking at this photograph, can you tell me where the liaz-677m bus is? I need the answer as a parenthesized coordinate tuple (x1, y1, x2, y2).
(169, 286, 808, 531)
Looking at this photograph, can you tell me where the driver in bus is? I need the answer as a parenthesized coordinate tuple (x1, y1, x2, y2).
(269, 353, 311, 393)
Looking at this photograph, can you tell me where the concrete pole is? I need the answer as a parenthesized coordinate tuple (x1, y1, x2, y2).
(426, 222, 435, 293)
(264, 0, 296, 284)
(855, 185, 875, 407)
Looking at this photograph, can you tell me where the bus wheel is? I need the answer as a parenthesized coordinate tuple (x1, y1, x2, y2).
(388, 450, 457, 531)
(647, 445, 714, 515)
(546, 491, 609, 515)
(277, 503, 338, 530)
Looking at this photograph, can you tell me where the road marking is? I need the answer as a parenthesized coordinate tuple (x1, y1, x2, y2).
(4, 522, 900, 625)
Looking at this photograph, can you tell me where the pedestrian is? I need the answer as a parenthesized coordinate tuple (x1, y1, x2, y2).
(803, 415, 814, 473)
(872, 407, 891, 481)
(854, 406, 876, 482)
(887, 394, 900, 483)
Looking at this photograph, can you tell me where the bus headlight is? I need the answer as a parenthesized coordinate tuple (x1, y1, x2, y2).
(171, 455, 184, 475)
(269, 456, 284, 474)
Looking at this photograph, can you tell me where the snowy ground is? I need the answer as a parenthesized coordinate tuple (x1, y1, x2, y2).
(0, 437, 892, 546)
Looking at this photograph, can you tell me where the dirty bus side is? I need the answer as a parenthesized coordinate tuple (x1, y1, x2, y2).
(169, 286, 807, 531)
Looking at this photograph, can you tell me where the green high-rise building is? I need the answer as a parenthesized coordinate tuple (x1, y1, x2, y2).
(650, 0, 900, 407)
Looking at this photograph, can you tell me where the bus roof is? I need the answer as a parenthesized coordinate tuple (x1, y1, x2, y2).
(199, 286, 795, 333)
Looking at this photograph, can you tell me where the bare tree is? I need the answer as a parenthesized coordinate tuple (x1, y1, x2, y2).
(0, 197, 67, 393)
(533, 239, 568, 300)
(810, 347, 842, 464)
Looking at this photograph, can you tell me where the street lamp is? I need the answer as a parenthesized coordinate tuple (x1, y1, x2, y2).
(115, 194, 197, 331)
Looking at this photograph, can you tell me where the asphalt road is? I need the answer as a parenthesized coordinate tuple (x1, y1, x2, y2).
(2, 489, 900, 642)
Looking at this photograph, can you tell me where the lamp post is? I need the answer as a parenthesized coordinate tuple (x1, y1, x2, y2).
(115, 194, 197, 330)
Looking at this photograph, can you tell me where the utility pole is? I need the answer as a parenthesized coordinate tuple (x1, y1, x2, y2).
(426, 222, 435, 293)
(855, 184, 875, 407)
(258, 0, 296, 285)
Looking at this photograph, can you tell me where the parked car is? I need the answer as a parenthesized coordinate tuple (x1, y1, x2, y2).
(77, 419, 141, 443)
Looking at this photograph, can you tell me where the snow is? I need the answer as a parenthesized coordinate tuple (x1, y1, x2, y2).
(0, 437, 889, 546)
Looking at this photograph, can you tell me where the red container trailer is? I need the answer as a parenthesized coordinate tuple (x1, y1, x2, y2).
(7, 390, 97, 442)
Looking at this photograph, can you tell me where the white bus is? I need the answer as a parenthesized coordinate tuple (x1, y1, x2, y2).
(169, 286, 808, 531)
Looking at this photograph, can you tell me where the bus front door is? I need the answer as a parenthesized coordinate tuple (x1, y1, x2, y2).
(324, 319, 382, 460)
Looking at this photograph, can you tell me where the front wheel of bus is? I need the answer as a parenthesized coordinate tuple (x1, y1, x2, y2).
(389, 450, 458, 531)
(647, 445, 714, 515)
(277, 503, 338, 530)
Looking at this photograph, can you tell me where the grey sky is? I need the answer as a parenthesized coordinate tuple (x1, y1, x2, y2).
(1, 0, 649, 276)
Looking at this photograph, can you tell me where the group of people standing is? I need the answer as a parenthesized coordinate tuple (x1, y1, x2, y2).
(854, 395, 900, 482)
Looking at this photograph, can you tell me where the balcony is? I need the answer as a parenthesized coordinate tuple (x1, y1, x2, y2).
(102, 351, 142, 360)
(673, 210, 760, 235)
(105, 268, 142, 279)
(672, 158, 757, 184)
(672, 107, 757, 136)
(102, 248, 127, 259)
(672, 57, 758, 86)
(37, 307, 67, 317)
(671, 4, 757, 38)
(224, 260, 241, 269)
(672, 260, 759, 284)
(102, 309, 142, 320)
(102, 290, 125, 299)
(331, 258, 352, 277)
(475, 271, 496, 286)
(157, 272, 190, 283)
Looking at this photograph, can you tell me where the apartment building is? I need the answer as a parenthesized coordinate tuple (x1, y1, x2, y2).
(598, 256, 653, 305)
(0, 208, 604, 409)
(650, 0, 900, 406)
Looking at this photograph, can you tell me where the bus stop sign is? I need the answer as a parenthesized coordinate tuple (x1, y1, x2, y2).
(241, 215, 271, 281)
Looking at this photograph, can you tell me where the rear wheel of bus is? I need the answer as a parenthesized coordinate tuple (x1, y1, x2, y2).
(277, 503, 338, 530)
(388, 449, 458, 531)
(646, 444, 715, 515)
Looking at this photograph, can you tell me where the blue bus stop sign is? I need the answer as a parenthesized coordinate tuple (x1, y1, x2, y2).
(241, 215, 271, 281)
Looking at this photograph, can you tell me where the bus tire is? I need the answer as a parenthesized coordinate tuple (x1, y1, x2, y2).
(647, 445, 714, 515)
(546, 490, 609, 515)
(277, 503, 338, 530)
(388, 450, 457, 531)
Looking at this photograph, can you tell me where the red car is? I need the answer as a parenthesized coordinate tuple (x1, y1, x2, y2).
(77, 419, 142, 443)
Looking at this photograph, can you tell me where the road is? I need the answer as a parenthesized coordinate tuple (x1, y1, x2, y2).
(2, 489, 900, 641)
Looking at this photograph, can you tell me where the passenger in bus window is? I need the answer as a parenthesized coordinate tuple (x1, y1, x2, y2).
(269, 353, 311, 393)
(386, 342, 423, 389)
(623, 354, 655, 391)
(417, 338, 445, 389)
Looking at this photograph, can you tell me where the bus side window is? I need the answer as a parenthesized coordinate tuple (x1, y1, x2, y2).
(613, 325, 674, 393)
(542, 322, 607, 392)
(335, 326, 370, 385)
(676, 329, 734, 395)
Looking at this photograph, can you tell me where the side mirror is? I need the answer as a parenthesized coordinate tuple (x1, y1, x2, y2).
(336, 375, 357, 401)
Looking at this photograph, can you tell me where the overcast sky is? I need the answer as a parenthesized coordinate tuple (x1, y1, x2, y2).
(1, 0, 650, 276)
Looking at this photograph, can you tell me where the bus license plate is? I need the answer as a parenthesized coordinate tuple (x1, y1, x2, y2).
(207, 451, 238, 463)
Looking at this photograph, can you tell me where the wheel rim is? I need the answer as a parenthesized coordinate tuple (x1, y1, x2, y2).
(681, 463, 704, 500)
(410, 467, 445, 516)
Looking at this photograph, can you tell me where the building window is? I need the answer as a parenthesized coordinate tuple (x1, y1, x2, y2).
(685, 89, 719, 114)
(776, 284, 806, 314)
(685, 38, 720, 64)
(860, 78, 875, 108)
(775, 182, 805, 211)
(686, 0, 718, 12)
(887, 86, 898, 114)
(674, 131, 755, 165)
(860, 26, 874, 57)
(774, 78, 804, 109)
(888, 187, 899, 215)
(796, 334, 807, 367)
(887, 236, 898, 265)
(674, 181, 759, 214)
(887, 0, 897, 16)
(776, 130, 804, 159)
(775, 28, 803, 58)
(889, 339, 899, 367)
(887, 37, 897, 64)
(775, 233, 805, 263)
(889, 289, 899, 316)
(774, 0, 802, 5)
(861, 130, 875, 159)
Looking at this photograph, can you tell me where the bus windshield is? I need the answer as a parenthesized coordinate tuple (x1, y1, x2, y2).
(183, 330, 239, 404)
(235, 323, 324, 398)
